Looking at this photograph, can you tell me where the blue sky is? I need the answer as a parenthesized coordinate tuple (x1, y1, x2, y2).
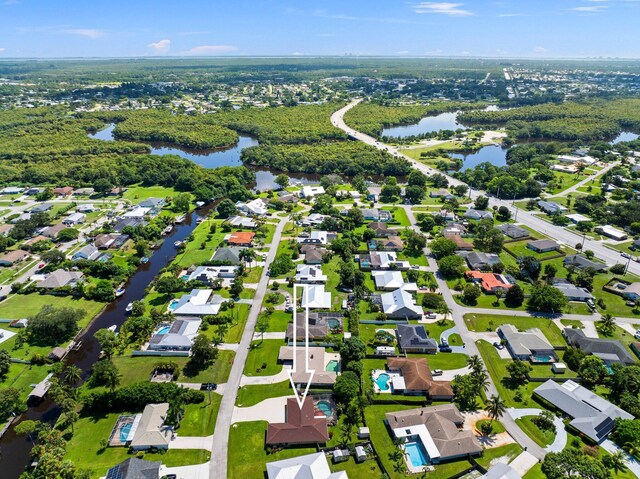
(1, 0, 640, 58)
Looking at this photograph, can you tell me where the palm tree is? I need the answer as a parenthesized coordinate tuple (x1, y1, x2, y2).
(467, 355, 484, 374)
(599, 313, 616, 336)
(340, 422, 354, 445)
(438, 304, 452, 322)
(63, 365, 82, 387)
(104, 367, 121, 392)
(608, 450, 628, 475)
(240, 248, 257, 271)
(473, 370, 491, 394)
(388, 447, 403, 463)
(484, 395, 507, 425)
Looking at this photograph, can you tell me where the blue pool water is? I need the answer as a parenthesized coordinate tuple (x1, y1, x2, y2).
(316, 400, 333, 417)
(156, 326, 170, 335)
(181, 275, 190, 281)
(168, 301, 179, 311)
(327, 318, 341, 329)
(119, 423, 132, 443)
(326, 360, 339, 372)
(405, 441, 429, 467)
(531, 354, 555, 363)
(375, 373, 391, 391)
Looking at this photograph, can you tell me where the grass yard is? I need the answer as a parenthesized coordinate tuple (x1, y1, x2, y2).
(503, 240, 566, 261)
(381, 207, 411, 227)
(407, 352, 468, 370)
(475, 443, 523, 469)
(561, 319, 584, 328)
(178, 395, 222, 436)
(228, 421, 316, 478)
(330, 456, 383, 478)
(524, 463, 545, 479)
(63, 413, 210, 478)
(266, 311, 291, 332)
(243, 340, 284, 376)
(0, 362, 51, 400)
(515, 415, 556, 447)
(464, 313, 566, 347)
(121, 185, 178, 202)
(476, 419, 506, 434)
(593, 273, 640, 317)
(236, 379, 293, 407)
(0, 294, 105, 324)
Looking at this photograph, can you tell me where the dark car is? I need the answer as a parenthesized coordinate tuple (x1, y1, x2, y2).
(439, 345, 452, 353)
(493, 342, 504, 350)
(200, 383, 217, 391)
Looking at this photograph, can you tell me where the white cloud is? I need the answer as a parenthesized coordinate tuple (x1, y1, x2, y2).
(412, 2, 473, 16)
(0, 48, 4, 52)
(568, 5, 608, 11)
(424, 49, 443, 55)
(533, 46, 548, 53)
(182, 45, 238, 56)
(148, 39, 171, 54)
(61, 28, 104, 39)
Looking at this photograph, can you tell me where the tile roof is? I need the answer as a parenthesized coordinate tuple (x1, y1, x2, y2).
(266, 398, 329, 445)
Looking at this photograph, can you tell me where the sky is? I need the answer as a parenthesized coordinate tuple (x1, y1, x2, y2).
(1, 0, 640, 58)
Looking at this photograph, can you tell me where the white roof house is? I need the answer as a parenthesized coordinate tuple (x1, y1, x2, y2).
(77, 204, 96, 213)
(62, 212, 86, 226)
(595, 225, 628, 241)
(301, 285, 332, 309)
(301, 186, 326, 198)
(301, 213, 329, 227)
(266, 451, 347, 479)
(128, 403, 173, 450)
(372, 271, 417, 292)
(123, 207, 151, 218)
(172, 289, 222, 316)
(298, 231, 330, 245)
(188, 266, 238, 282)
(565, 213, 591, 224)
(236, 198, 268, 216)
(381, 288, 423, 319)
(295, 264, 328, 284)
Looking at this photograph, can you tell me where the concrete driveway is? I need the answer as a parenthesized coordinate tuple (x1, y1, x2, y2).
(232, 396, 292, 423)
(601, 439, 640, 478)
(169, 435, 213, 451)
(507, 408, 567, 453)
(240, 365, 289, 386)
(160, 462, 210, 479)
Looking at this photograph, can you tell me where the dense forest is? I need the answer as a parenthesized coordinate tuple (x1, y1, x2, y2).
(343, 101, 485, 137)
(458, 99, 640, 141)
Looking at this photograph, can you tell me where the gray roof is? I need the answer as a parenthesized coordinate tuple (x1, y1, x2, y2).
(106, 458, 162, 479)
(464, 208, 493, 220)
(563, 255, 607, 272)
(73, 244, 99, 260)
(538, 201, 566, 213)
(396, 324, 437, 351)
(498, 324, 554, 357)
(553, 282, 594, 301)
(464, 251, 502, 270)
(113, 217, 147, 233)
(211, 247, 244, 264)
(381, 288, 423, 318)
(563, 328, 636, 365)
(527, 239, 558, 251)
(36, 270, 83, 289)
(138, 197, 165, 208)
(534, 380, 633, 443)
(496, 224, 529, 239)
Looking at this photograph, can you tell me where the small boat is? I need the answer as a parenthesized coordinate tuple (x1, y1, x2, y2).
(196, 218, 205, 224)
(125, 303, 133, 313)
(107, 324, 117, 332)
(195, 201, 205, 207)
(174, 240, 183, 248)
(175, 214, 186, 223)
(141, 257, 149, 264)
(115, 287, 125, 297)
(163, 225, 173, 235)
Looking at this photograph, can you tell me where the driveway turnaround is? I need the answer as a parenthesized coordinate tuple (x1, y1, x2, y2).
(601, 440, 640, 478)
(239, 366, 290, 386)
(507, 407, 567, 453)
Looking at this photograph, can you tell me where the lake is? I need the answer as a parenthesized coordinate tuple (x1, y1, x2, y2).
(381, 111, 461, 138)
(451, 144, 508, 171)
(88, 124, 316, 191)
(611, 131, 639, 144)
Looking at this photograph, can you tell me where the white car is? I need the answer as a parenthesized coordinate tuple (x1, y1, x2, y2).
(635, 330, 640, 340)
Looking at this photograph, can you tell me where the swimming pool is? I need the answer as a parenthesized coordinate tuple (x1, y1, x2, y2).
(326, 360, 339, 372)
(181, 275, 190, 281)
(405, 441, 429, 468)
(156, 326, 170, 335)
(119, 423, 132, 443)
(168, 300, 179, 311)
(374, 372, 391, 391)
(531, 354, 555, 363)
(316, 400, 333, 417)
(327, 318, 341, 329)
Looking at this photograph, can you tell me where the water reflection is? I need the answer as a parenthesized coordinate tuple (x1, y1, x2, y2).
(381, 111, 461, 138)
(450, 144, 508, 171)
(611, 131, 639, 144)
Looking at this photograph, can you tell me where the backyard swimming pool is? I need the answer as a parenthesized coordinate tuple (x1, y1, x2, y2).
(327, 318, 341, 329)
(316, 400, 333, 417)
(531, 354, 555, 363)
(326, 360, 339, 372)
(167, 300, 179, 311)
(374, 372, 391, 391)
(119, 423, 132, 443)
(405, 441, 429, 468)
(156, 325, 171, 335)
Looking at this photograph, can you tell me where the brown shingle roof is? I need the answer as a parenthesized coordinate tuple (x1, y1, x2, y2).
(387, 357, 453, 398)
(267, 398, 328, 445)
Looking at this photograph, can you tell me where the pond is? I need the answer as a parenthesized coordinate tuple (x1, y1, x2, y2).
(88, 124, 318, 191)
(611, 131, 639, 144)
(381, 111, 461, 138)
(450, 144, 508, 171)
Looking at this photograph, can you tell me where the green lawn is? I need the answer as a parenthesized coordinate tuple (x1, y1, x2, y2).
(228, 421, 316, 478)
(173, 219, 227, 267)
(465, 313, 567, 347)
(122, 185, 178, 202)
(0, 362, 51, 400)
(243, 340, 284, 376)
(178, 395, 222, 436)
(524, 463, 545, 479)
(593, 273, 640, 317)
(381, 207, 411, 227)
(64, 413, 210, 478)
(0, 294, 105, 324)
(266, 311, 291, 332)
(516, 415, 556, 447)
(236, 379, 293, 407)
(475, 443, 523, 469)
(503, 240, 566, 261)
(330, 456, 383, 478)
(476, 419, 506, 434)
(408, 352, 468, 370)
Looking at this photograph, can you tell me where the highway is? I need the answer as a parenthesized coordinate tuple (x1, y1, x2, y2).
(331, 100, 640, 276)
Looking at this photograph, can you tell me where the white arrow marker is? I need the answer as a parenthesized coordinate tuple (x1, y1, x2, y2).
(287, 283, 315, 409)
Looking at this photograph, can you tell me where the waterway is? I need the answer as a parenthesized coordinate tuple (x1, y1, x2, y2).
(381, 111, 461, 138)
(451, 144, 509, 171)
(611, 131, 640, 144)
(89, 124, 317, 191)
(0, 206, 212, 479)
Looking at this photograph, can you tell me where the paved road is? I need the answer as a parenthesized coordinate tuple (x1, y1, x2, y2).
(208, 217, 287, 479)
(331, 101, 640, 277)
(546, 161, 618, 198)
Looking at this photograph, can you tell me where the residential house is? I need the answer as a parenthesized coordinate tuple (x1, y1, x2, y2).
(94, 233, 129, 250)
(123, 207, 151, 218)
(138, 197, 165, 210)
(372, 270, 414, 291)
(236, 198, 268, 216)
(361, 208, 380, 221)
(442, 224, 466, 237)
(41, 223, 66, 239)
(466, 271, 515, 294)
(527, 239, 559, 253)
(464, 208, 493, 221)
(62, 212, 86, 226)
(278, 346, 339, 386)
(497, 324, 557, 363)
(23, 235, 50, 250)
(566, 214, 591, 224)
(0, 224, 14, 237)
(373, 235, 404, 251)
(385, 404, 482, 464)
(24, 187, 44, 196)
(266, 398, 329, 446)
(619, 282, 640, 301)
(380, 288, 423, 319)
(481, 463, 521, 479)
(462, 252, 502, 271)
(450, 236, 474, 251)
(172, 289, 222, 317)
(0, 186, 24, 195)
(266, 452, 347, 479)
(211, 247, 244, 265)
(226, 231, 255, 247)
(496, 224, 529, 239)
(298, 231, 335, 246)
(128, 403, 172, 450)
(30, 203, 53, 214)
(72, 244, 100, 261)
(112, 217, 147, 233)
(53, 186, 74, 197)
(378, 210, 393, 222)
(357, 251, 409, 271)
(534, 380, 633, 443)
(552, 280, 594, 302)
(187, 266, 238, 283)
(595, 225, 628, 241)
(302, 245, 326, 264)
(367, 222, 393, 237)
(563, 255, 607, 272)
(73, 188, 94, 197)
(76, 204, 96, 213)
(105, 458, 162, 479)
(301, 285, 331, 309)
(148, 319, 202, 352)
(563, 328, 635, 366)
(386, 357, 453, 399)
(0, 250, 29, 266)
(295, 264, 328, 284)
(285, 312, 343, 341)
(301, 213, 329, 227)
(538, 201, 567, 215)
(36, 270, 83, 289)
(109, 187, 128, 196)
(396, 324, 438, 354)
(430, 189, 454, 199)
(301, 186, 326, 198)
(225, 215, 257, 229)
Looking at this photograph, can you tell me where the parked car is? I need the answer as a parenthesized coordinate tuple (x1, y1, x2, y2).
(439, 345, 452, 353)
(621, 252, 631, 259)
(635, 330, 640, 340)
(493, 342, 504, 350)
(200, 383, 217, 391)
(432, 369, 443, 376)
